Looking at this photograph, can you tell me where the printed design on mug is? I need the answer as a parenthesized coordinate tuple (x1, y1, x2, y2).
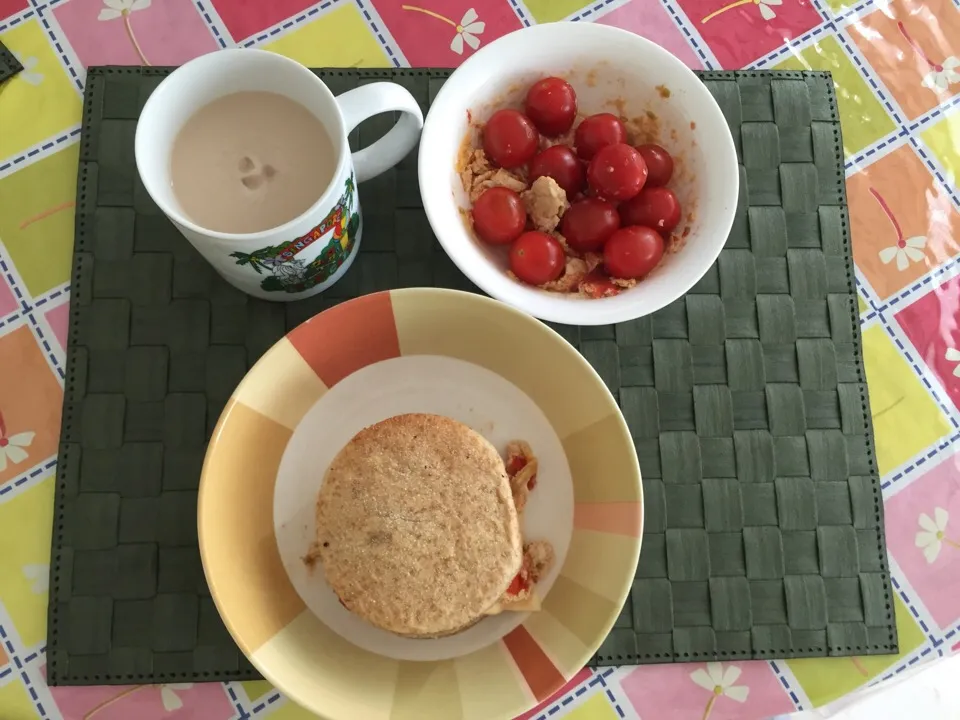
(230, 173, 360, 293)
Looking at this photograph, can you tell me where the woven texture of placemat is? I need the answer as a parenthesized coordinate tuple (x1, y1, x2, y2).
(0, 39, 23, 83)
(48, 66, 896, 686)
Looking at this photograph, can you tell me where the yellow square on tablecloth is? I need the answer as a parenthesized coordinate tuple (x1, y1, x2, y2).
(861, 324, 952, 475)
(522, 0, 593, 23)
(775, 37, 896, 158)
(0, 677, 38, 720)
(0, 144, 78, 297)
(0, 475, 54, 651)
(920, 113, 960, 189)
(818, 0, 857, 13)
(263, 3, 389, 69)
(0, 19, 81, 162)
(240, 680, 276, 705)
(787, 594, 927, 707)
(564, 692, 620, 720)
(259, 698, 326, 719)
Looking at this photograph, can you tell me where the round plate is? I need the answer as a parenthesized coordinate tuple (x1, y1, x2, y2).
(199, 288, 642, 720)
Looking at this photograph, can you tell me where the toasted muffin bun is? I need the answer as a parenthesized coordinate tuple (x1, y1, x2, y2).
(315, 413, 522, 637)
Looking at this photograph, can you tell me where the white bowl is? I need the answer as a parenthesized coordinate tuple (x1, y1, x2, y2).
(418, 23, 739, 326)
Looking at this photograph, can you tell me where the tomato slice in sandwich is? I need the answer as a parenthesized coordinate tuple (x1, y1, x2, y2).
(505, 572, 530, 597)
(506, 454, 528, 477)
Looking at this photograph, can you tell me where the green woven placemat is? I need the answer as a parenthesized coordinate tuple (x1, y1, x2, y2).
(0, 39, 23, 83)
(49, 66, 896, 686)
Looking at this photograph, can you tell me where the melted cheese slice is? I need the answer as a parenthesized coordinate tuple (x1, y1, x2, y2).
(484, 591, 542, 615)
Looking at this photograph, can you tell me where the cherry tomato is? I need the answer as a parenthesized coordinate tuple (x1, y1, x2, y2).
(561, 198, 621, 253)
(587, 143, 648, 202)
(483, 109, 540, 169)
(525, 77, 578, 137)
(471, 186, 527, 245)
(529, 145, 585, 197)
(619, 187, 682, 234)
(510, 231, 565, 285)
(574, 113, 626, 160)
(636, 144, 674, 187)
(604, 226, 664, 279)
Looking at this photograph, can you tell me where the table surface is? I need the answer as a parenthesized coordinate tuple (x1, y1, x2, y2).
(0, 1, 958, 719)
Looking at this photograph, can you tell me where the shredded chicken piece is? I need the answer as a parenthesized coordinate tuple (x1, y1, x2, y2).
(480, 169, 527, 199)
(551, 231, 575, 257)
(522, 176, 568, 232)
(540, 253, 602, 293)
(505, 440, 537, 514)
(539, 123, 578, 150)
(483, 442, 555, 615)
(458, 148, 528, 202)
(524, 541, 555, 584)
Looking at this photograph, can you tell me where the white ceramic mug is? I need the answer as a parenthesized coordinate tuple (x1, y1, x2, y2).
(135, 49, 423, 301)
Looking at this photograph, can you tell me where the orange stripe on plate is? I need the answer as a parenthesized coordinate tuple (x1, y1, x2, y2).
(502, 625, 565, 703)
(287, 291, 400, 386)
(574, 502, 642, 537)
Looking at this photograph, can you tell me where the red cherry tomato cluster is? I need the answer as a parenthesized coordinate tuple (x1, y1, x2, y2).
(472, 77, 684, 293)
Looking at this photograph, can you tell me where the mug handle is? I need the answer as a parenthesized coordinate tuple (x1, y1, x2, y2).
(335, 83, 424, 184)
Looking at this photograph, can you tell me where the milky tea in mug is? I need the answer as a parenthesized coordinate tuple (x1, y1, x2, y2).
(171, 91, 338, 235)
(135, 49, 424, 301)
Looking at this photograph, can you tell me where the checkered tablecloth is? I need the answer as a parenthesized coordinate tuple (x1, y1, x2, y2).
(1, 0, 958, 718)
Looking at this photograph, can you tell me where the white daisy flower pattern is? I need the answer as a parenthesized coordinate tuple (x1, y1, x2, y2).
(98, 0, 151, 65)
(160, 683, 194, 711)
(898, 21, 960, 93)
(690, 662, 750, 720)
(869, 187, 927, 271)
(923, 57, 960, 92)
(701, 0, 781, 24)
(0, 412, 34, 473)
(879, 236, 927, 271)
(946, 347, 960, 378)
(916, 508, 960, 564)
(82, 682, 194, 718)
(400, 5, 485, 56)
(11, 52, 44, 86)
(450, 9, 485, 55)
(97, 0, 150, 21)
(22, 564, 49, 594)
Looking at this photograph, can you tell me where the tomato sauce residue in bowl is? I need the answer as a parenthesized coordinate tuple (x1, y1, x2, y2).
(456, 76, 693, 299)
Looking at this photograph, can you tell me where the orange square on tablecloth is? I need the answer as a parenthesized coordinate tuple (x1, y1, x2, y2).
(851, 0, 960, 120)
(0, 325, 61, 486)
(847, 145, 960, 300)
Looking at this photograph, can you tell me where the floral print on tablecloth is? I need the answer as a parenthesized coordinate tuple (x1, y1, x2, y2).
(1, 0, 959, 717)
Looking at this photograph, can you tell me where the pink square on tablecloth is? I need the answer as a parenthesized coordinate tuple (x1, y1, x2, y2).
(621, 660, 794, 720)
(53, 0, 218, 68)
(373, 0, 523, 67)
(596, 0, 705, 69)
(208, 0, 320, 42)
(895, 275, 960, 414)
(0, 0, 28, 23)
(0, 275, 17, 319)
(883, 453, 960, 629)
(43, 300, 68, 351)
(674, 0, 822, 68)
(49, 682, 236, 720)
